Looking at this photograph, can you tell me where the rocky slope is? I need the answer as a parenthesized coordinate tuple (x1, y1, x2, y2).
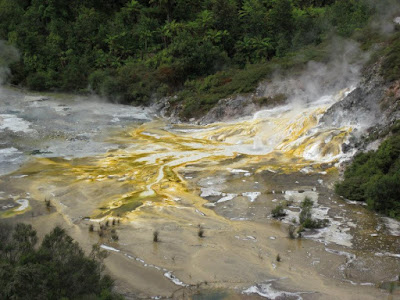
(321, 58, 400, 140)
(159, 48, 399, 159)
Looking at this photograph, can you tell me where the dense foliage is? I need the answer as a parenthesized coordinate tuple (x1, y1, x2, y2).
(0, 222, 122, 300)
(336, 128, 400, 218)
(381, 32, 400, 82)
(0, 0, 373, 111)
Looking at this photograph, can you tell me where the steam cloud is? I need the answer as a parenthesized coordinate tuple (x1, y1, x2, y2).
(0, 40, 19, 85)
(367, 0, 400, 34)
(257, 38, 368, 107)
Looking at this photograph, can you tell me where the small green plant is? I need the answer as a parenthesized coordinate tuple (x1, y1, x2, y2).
(301, 197, 314, 208)
(153, 231, 159, 242)
(299, 197, 329, 229)
(271, 204, 286, 218)
(335, 133, 400, 218)
(198, 225, 204, 238)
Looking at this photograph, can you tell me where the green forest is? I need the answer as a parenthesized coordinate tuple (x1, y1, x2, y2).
(0, 0, 375, 117)
(0, 222, 122, 300)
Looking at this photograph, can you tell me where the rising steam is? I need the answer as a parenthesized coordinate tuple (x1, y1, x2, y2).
(0, 40, 19, 85)
(257, 38, 368, 107)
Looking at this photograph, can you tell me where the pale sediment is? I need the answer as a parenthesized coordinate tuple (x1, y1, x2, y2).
(0, 87, 399, 299)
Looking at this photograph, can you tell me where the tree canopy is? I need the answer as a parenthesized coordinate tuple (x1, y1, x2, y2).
(0, 222, 122, 300)
(0, 0, 373, 107)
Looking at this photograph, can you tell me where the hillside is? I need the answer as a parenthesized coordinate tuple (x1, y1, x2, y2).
(0, 0, 381, 117)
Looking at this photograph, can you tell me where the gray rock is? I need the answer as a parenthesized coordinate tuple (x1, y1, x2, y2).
(199, 94, 257, 124)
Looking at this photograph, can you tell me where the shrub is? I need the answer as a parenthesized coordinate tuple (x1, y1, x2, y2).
(299, 197, 329, 229)
(153, 231, 159, 242)
(198, 225, 204, 238)
(26, 71, 49, 91)
(272, 204, 287, 218)
(335, 134, 400, 218)
(301, 196, 313, 208)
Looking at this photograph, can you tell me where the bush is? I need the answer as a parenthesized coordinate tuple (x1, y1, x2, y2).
(153, 230, 159, 242)
(336, 134, 400, 218)
(272, 204, 287, 218)
(89, 63, 161, 104)
(88, 69, 110, 92)
(198, 225, 204, 238)
(26, 71, 49, 91)
(299, 197, 329, 229)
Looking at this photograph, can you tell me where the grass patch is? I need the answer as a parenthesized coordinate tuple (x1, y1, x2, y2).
(110, 200, 143, 217)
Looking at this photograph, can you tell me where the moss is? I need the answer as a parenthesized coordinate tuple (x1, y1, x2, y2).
(93, 192, 159, 218)
(0, 204, 31, 219)
(106, 201, 141, 217)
